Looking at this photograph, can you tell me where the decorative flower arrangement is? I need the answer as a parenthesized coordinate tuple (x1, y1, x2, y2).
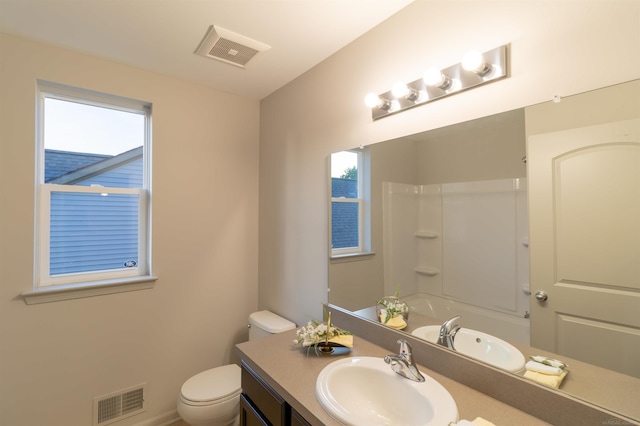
(376, 289, 409, 329)
(293, 312, 352, 355)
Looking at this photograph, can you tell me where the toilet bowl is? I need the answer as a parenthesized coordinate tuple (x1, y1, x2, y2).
(177, 311, 295, 426)
(177, 364, 241, 426)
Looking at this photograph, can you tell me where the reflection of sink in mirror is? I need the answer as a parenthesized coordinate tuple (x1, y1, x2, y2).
(315, 356, 458, 426)
(411, 325, 526, 373)
(405, 293, 530, 346)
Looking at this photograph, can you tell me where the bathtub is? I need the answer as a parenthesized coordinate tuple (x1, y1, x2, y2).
(403, 293, 530, 346)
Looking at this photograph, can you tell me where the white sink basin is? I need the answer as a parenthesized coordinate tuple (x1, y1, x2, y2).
(315, 356, 458, 426)
(411, 325, 525, 372)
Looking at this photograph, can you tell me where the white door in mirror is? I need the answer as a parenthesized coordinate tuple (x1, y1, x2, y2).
(528, 117, 640, 378)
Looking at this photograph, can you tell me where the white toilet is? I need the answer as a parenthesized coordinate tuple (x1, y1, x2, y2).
(177, 310, 296, 426)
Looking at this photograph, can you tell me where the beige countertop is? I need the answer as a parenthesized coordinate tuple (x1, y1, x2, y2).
(236, 329, 551, 426)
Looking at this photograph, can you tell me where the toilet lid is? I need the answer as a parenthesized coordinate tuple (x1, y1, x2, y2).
(181, 364, 241, 403)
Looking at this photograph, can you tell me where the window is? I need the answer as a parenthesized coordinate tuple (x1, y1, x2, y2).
(33, 81, 152, 293)
(330, 149, 370, 256)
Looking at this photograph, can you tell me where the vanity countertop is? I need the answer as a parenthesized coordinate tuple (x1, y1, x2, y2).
(236, 329, 551, 426)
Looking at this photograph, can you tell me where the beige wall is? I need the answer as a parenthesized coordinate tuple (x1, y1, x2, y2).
(0, 34, 259, 425)
(259, 1, 640, 326)
(416, 109, 526, 185)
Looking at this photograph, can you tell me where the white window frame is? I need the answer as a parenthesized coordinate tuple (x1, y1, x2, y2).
(330, 148, 371, 257)
(25, 81, 155, 304)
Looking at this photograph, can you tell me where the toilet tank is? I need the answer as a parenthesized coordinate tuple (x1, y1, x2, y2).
(248, 310, 295, 340)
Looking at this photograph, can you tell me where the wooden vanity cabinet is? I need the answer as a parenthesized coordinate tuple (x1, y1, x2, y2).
(239, 394, 269, 426)
(240, 361, 311, 426)
(290, 408, 312, 426)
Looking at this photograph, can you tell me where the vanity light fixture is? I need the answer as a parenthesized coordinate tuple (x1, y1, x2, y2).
(365, 44, 509, 120)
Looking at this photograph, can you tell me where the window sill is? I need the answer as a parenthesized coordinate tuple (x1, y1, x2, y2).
(21, 275, 158, 305)
(330, 252, 376, 263)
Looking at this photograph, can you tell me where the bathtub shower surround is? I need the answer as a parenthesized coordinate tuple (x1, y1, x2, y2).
(382, 178, 530, 345)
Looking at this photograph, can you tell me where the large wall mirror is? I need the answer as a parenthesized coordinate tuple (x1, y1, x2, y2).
(329, 79, 639, 421)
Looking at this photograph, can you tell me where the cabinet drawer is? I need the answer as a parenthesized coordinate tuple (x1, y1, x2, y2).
(240, 394, 269, 426)
(241, 361, 288, 426)
(290, 407, 312, 426)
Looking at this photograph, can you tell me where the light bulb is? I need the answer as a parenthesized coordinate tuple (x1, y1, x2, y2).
(391, 81, 409, 98)
(364, 92, 381, 108)
(462, 50, 491, 76)
(462, 51, 483, 71)
(423, 67, 452, 90)
(424, 68, 443, 86)
(364, 92, 392, 111)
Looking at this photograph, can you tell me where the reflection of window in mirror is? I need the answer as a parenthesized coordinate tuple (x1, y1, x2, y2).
(330, 149, 370, 257)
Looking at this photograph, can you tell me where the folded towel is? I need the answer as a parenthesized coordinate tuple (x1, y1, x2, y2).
(300, 335, 353, 348)
(524, 370, 568, 388)
(525, 360, 564, 375)
(379, 313, 407, 329)
(328, 334, 353, 348)
(385, 315, 407, 329)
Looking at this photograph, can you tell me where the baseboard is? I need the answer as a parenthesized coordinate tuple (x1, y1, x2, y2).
(134, 409, 180, 426)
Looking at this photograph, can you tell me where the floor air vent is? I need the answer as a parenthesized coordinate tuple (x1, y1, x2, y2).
(194, 25, 270, 68)
(93, 384, 146, 425)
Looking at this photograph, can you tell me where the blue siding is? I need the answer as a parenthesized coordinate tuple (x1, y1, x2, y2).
(50, 192, 139, 275)
(46, 151, 143, 276)
(81, 160, 144, 188)
(331, 178, 359, 249)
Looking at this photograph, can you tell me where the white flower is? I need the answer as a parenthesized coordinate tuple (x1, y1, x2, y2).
(293, 319, 351, 348)
(377, 296, 409, 323)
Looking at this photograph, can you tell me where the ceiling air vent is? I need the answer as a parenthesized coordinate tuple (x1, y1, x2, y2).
(195, 25, 270, 69)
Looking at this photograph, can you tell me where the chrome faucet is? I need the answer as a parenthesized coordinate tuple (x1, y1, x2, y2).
(384, 339, 425, 382)
(437, 316, 461, 350)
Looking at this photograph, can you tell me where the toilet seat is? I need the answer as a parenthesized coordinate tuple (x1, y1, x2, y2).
(180, 390, 241, 407)
(180, 364, 241, 405)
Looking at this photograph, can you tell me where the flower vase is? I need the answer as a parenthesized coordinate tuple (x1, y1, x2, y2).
(376, 296, 409, 327)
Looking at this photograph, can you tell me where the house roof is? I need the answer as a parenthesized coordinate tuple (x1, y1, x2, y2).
(45, 150, 109, 182)
(45, 146, 143, 184)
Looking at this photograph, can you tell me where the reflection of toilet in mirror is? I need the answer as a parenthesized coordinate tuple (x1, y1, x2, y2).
(176, 311, 295, 425)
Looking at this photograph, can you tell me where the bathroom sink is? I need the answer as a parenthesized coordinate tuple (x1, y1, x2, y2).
(411, 325, 525, 372)
(315, 356, 458, 426)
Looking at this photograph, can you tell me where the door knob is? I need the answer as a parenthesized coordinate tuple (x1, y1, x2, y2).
(535, 291, 548, 302)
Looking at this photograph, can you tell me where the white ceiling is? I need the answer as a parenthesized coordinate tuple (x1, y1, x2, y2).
(0, 0, 414, 100)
